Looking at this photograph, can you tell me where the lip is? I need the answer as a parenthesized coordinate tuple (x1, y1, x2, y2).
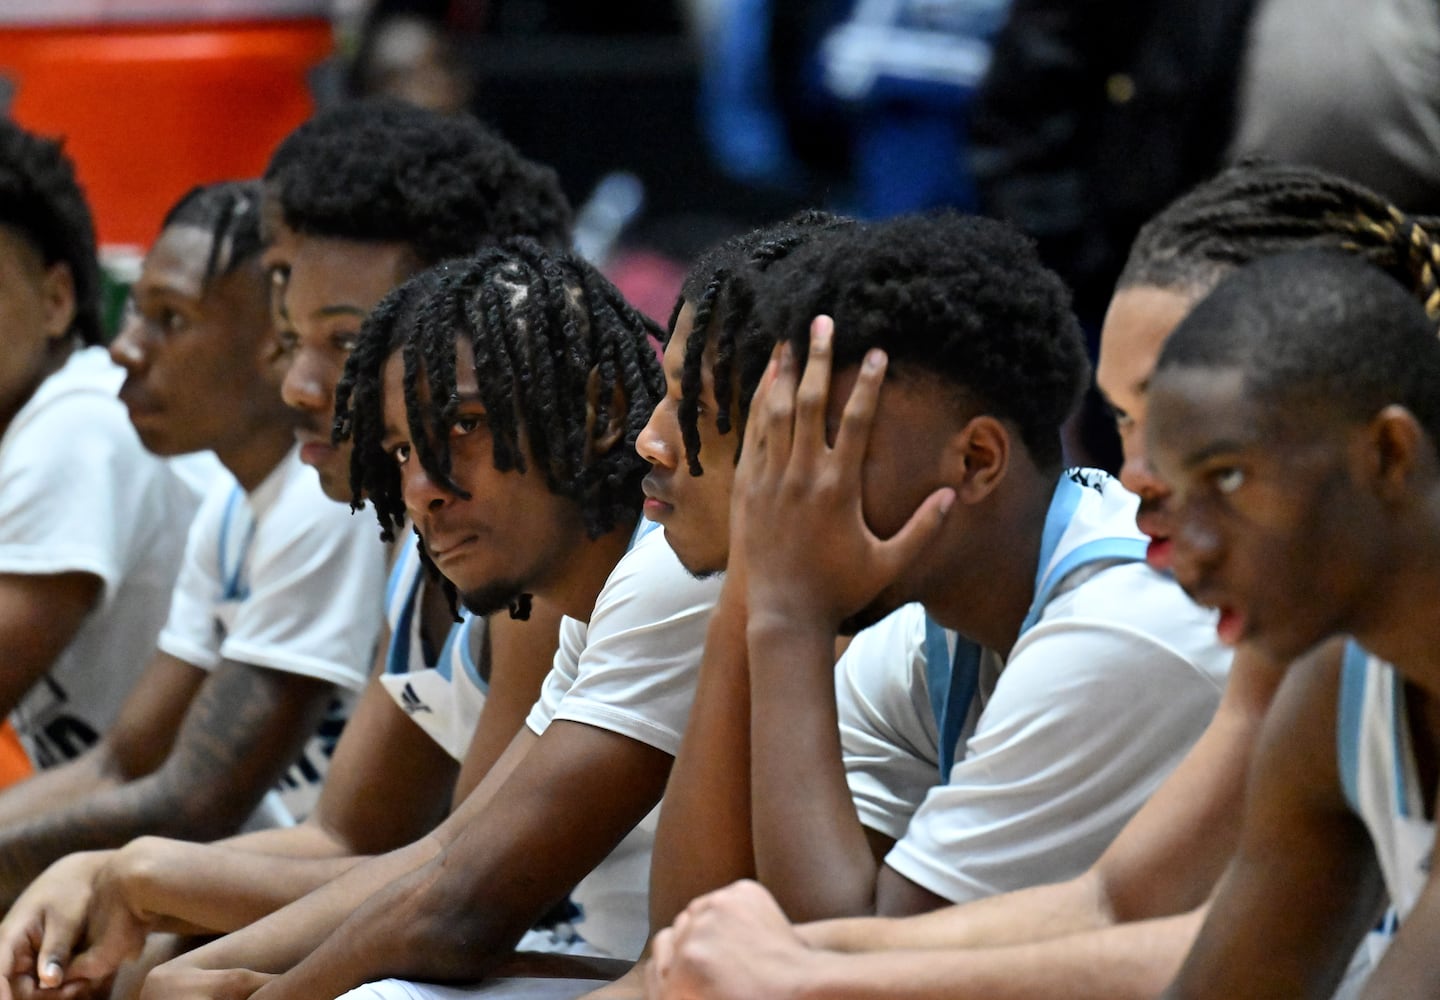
(641, 476, 674, 519)
(294, 430, 338, 467)
(1145, 536, 1174, 571)
(425, 532, 480, 564)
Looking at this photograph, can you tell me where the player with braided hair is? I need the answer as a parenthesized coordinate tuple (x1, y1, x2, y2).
(0, 110, 580, 996)
(644, 163, 1440, 1000)
(130, 242, 717, 1000)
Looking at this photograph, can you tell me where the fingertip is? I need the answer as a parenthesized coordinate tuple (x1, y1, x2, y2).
(37, 963, 61, 990)
(938, 487, 956, 516)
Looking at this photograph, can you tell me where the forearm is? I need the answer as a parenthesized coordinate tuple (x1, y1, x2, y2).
(801, 872, 1116, 953)
(172, 834, 441, 976)
(0, 749, 113, 829)
(791, 910, 1201, 1000)
(748, 617, 878, 919)
(649, 581, 754, 929)
(252, 851, 510, 1000)
(118, 836, 368, 936)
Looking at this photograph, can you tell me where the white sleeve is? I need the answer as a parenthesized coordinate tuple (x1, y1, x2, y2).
(219, 489, 386, 691)
(0, 393, 150, 593)
(884, 618, 1223, 904)
(838, 604, 942, 841)
(155, 481, 232, 670)
(525, 529, 718, 755)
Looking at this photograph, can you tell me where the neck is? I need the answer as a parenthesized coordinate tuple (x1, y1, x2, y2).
(922, 463, 1056, 658)
(1348, 488, 1440, 696)
(537, 511, 641, 622)
(216, 421, 298, 492)
(0, 336, 75, 439)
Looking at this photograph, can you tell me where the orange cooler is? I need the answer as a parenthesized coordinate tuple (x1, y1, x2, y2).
(0, 2, 333, 249)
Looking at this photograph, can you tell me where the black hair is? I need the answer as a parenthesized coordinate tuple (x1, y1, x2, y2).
(1121, 161, 1440, 323)
(1157, 250, 1440, 449)
(0, 120, 102, 346)
(264, 98, 573, 261)
(335, 237, 663, 615)
(752, 212, 1087, 469)
(673, 210, 854, 475)
(160, 181, 266, 285)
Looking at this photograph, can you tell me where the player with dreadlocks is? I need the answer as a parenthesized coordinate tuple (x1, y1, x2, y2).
(0, 175, 388, 957)
(0, 106, 579, 994)
(0, 119, 197, 797)
(644, 163, 1440, 1000)
(133, 240, 718, 1000)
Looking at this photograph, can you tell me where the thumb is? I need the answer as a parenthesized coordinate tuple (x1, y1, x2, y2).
(874, 487, 955, 580)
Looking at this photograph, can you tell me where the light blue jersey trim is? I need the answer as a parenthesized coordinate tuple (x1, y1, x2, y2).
(928, 473, 1145, 778)
(217, 485, 257, 601)
(1337, 639, 1371, 817)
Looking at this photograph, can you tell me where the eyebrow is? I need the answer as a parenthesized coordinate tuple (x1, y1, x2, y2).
(313, 305, 369, 320)
(1182, 439, 1249, 469)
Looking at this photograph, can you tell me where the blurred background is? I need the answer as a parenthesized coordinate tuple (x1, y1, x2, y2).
(2, 0, 1436, 470)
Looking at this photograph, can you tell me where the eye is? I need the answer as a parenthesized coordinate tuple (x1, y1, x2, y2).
(451, 414, 486, 437)
(389, 442, 411, 466)
(274, 329, 299, 357)
(1212, 467, 1245, 495)
(331, 329, 360, 355)
(160, 308, 190, 335)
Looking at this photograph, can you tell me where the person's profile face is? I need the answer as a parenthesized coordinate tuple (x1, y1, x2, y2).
(635, 302, 738, 577)
(1147, 365, 1370, 662)
(111, 224, 290, 458)
(1096, 284, 1199, 569)
(0, 224, 73, 421)
(275, 232, 414, 502)
(379, 338, 582, 614)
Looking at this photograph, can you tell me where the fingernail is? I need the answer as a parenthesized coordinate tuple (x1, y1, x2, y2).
(41, 960, 62, 983)
(864, 349, 885, 372)
(939, 489, 956, 515)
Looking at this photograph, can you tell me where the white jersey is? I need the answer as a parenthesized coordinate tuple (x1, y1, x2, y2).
(377, 542, 487, 762)
(157, 447, 387, 821)
(841, 469, 1233, 903)
(3, 347, 199, 767)
(524, 519, 720, 960)
(1338, 642, 1434, 923)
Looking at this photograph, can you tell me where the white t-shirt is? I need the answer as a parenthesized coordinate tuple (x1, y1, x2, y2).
(524, 520, 721, 960)
(377, 541, 487, 763)
(841, 471, 1233, 904)
(3, 347, 200, 768)
(158, 447, 387, 821)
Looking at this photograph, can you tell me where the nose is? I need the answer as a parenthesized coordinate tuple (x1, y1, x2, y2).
(636, 399, 679, 469)
(1118, 438, 1169, 503)
(282, 347, 334, 418)
(399, 454, 455, 515)
(109, 317, 149, 374)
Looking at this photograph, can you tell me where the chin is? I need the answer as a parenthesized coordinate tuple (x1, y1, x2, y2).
(460, 579, 529, 617)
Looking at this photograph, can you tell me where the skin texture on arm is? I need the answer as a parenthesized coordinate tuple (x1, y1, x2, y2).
(0, 572, 101, 721)
(648, 879, 1204, 1000)
(142, 717, 674, 1000)
(647, 574, 754, 932)
(1162, 648, 1385, 999)
(0, 651, 335, 907)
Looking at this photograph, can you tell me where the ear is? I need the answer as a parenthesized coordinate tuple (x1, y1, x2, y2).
(948, 415, 1010, 504)
(1367, 404, 1431, 500)
(39, 261, 77, 341)
(585, 367, 629, 458)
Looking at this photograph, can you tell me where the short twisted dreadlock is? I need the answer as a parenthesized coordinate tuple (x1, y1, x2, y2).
(754, 212, 1087, 470)
(1121, 161, 1440, 323)
(161, 181, 266, 285)
(265, 98, 573, 260)
(335, 238, 663, 615)
(0, 120, 102, 346)
(673, 211, 854, 476)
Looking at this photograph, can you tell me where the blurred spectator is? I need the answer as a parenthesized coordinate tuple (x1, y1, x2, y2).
(1229, 0, 1440, 214)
